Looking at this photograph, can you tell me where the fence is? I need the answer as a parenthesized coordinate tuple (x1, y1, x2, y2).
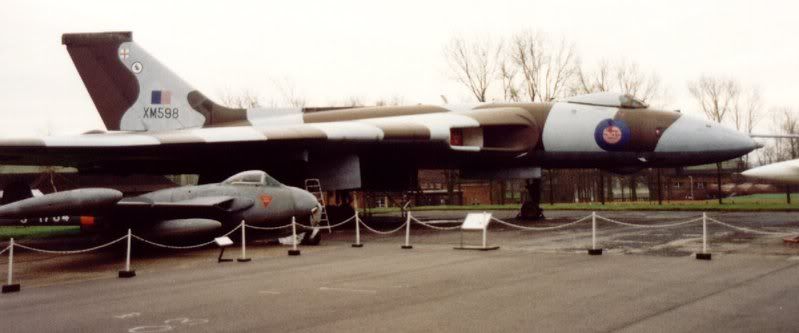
(2, 211, 796, 293)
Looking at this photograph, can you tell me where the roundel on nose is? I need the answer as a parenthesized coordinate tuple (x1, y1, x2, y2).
(594, 119, 631, 151)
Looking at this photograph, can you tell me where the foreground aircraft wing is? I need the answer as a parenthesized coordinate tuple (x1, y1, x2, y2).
(116, 196, 254, 215)
(0, 189, 252, 219)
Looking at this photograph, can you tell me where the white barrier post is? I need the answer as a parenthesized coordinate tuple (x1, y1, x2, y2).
(288, 216, 301, 256)
(238, 220, 251, 262)
(2, 238, 20, 293)
(482, 212, 488, 249)
(352, 210, 363, 248)
(401, 211, 413, 249)
(696, 212, 712, 260)
(119, 229, 136, 278)
(588, 212, 603, 255)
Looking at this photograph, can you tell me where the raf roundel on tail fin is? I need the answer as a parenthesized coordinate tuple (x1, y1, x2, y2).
(62, 32, 241, 131)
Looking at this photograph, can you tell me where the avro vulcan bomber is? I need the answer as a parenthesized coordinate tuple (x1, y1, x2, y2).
(0, 32, 760, 218)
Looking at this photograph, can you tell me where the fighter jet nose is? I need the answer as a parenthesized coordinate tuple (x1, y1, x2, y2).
(740, 168, 758, 178)
(655, 115, 759, 158)
(742, 159, 799, 184)
(290, 187, 321, 218)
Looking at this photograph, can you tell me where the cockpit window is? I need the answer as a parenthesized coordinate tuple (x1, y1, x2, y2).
(262, 174, 282, 187)
(222, 170, 283, 187)
(565, 92, 649, 109)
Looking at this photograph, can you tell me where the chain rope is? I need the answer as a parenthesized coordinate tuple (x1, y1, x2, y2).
(595, 215, 702, 228)
(707, 217, 796, 235)
(244, 223, 293, 231)
(490, 215, 592, 231)
(358, 218, 409, 235)
(14, 235, 128, 254)
(6, 214, 795, 255)
(410, 216, 462, 230)
(297, 215, 356, 230)
(132, 224, 242, 249)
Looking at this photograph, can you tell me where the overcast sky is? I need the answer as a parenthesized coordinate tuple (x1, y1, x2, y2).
(0, 0, 796, 136)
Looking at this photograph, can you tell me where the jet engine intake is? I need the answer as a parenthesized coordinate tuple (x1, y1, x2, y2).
(450, 125, 537, 152)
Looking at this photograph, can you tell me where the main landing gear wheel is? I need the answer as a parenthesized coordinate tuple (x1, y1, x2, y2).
(518, 202, 545, 220)
(301, 228, 322, 246)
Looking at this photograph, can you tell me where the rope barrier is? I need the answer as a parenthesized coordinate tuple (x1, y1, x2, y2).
(358, 218, 409, 235)
(707, 217, 796, 235)
(414, 219, 463, 224)
(595, 215, 702, 229)
(3, 212, 795, 259)
(244, 223, 293, 231)
(297, 215, 356, 230)
(14, 235, 128, 254)
(243, 215, 357, 232)
(490, 215, 592, 231)
(132, 224, 242, 250)
(410, 217, 462, 231)
(132, 235, 220, 250)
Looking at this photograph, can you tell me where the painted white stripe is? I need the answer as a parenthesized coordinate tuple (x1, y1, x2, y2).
(542, 102, 618, 152)
(307, 122, 383, 141)
(247, 109, 304, 127)
(319, 287, 377, 294)
(43, 134, 160, 147)
(440, 103, 482, 112)
(258, 290, 281, 295)
(359, 113, 481, 141)
(189, 126, 266, 143)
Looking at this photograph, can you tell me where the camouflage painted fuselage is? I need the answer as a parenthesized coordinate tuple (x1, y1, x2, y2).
(0, 32, 759, 190)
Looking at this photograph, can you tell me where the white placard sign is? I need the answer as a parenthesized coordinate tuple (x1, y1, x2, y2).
(461, 212, 492, 231)
(214, 236, 233, 247)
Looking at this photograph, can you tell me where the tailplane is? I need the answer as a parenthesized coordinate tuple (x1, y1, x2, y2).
(62, 32, 245, 131)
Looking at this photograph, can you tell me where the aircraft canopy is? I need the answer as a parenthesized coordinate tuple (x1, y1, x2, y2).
(565, 92, 648, 109)
(222, 170, 283, 187)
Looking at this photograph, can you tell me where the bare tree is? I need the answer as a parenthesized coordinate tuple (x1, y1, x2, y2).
(572, 60, 664, 105)
(272, 78, 307, 108)
(773, 107, 799, 159)
(374, 95, 405, 106)
(444, 37, 502, 102)
(614, 61, 661, 104)
(733, 87, 763, 134)
(219, 89, 262, 108)
(755, 142, 779, 166)
(510, 31, 577, 102)
(572, 60, 611, 95)
(498, 60, 521, 102)
(688, 76, 740, 123)
(343, 96, 364, 107)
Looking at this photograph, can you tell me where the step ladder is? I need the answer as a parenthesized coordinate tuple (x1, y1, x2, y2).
(304, 178, 332, 233)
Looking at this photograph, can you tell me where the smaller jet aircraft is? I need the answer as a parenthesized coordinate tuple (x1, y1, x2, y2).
(742, 159, 799, 185)
(0, 170, 323, 244)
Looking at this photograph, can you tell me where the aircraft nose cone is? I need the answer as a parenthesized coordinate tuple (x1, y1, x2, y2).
(290, 187, 322, 219)
(742, 159, 799, 184)
(655, 115, 759, 158)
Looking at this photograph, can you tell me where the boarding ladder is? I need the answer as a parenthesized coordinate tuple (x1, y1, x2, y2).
(304, 178, 332, 233)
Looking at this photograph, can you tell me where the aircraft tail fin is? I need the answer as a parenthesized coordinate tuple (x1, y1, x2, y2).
(62, 32, 245, 132)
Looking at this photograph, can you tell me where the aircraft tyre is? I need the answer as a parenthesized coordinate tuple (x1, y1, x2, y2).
(301, 228, 322, 246)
